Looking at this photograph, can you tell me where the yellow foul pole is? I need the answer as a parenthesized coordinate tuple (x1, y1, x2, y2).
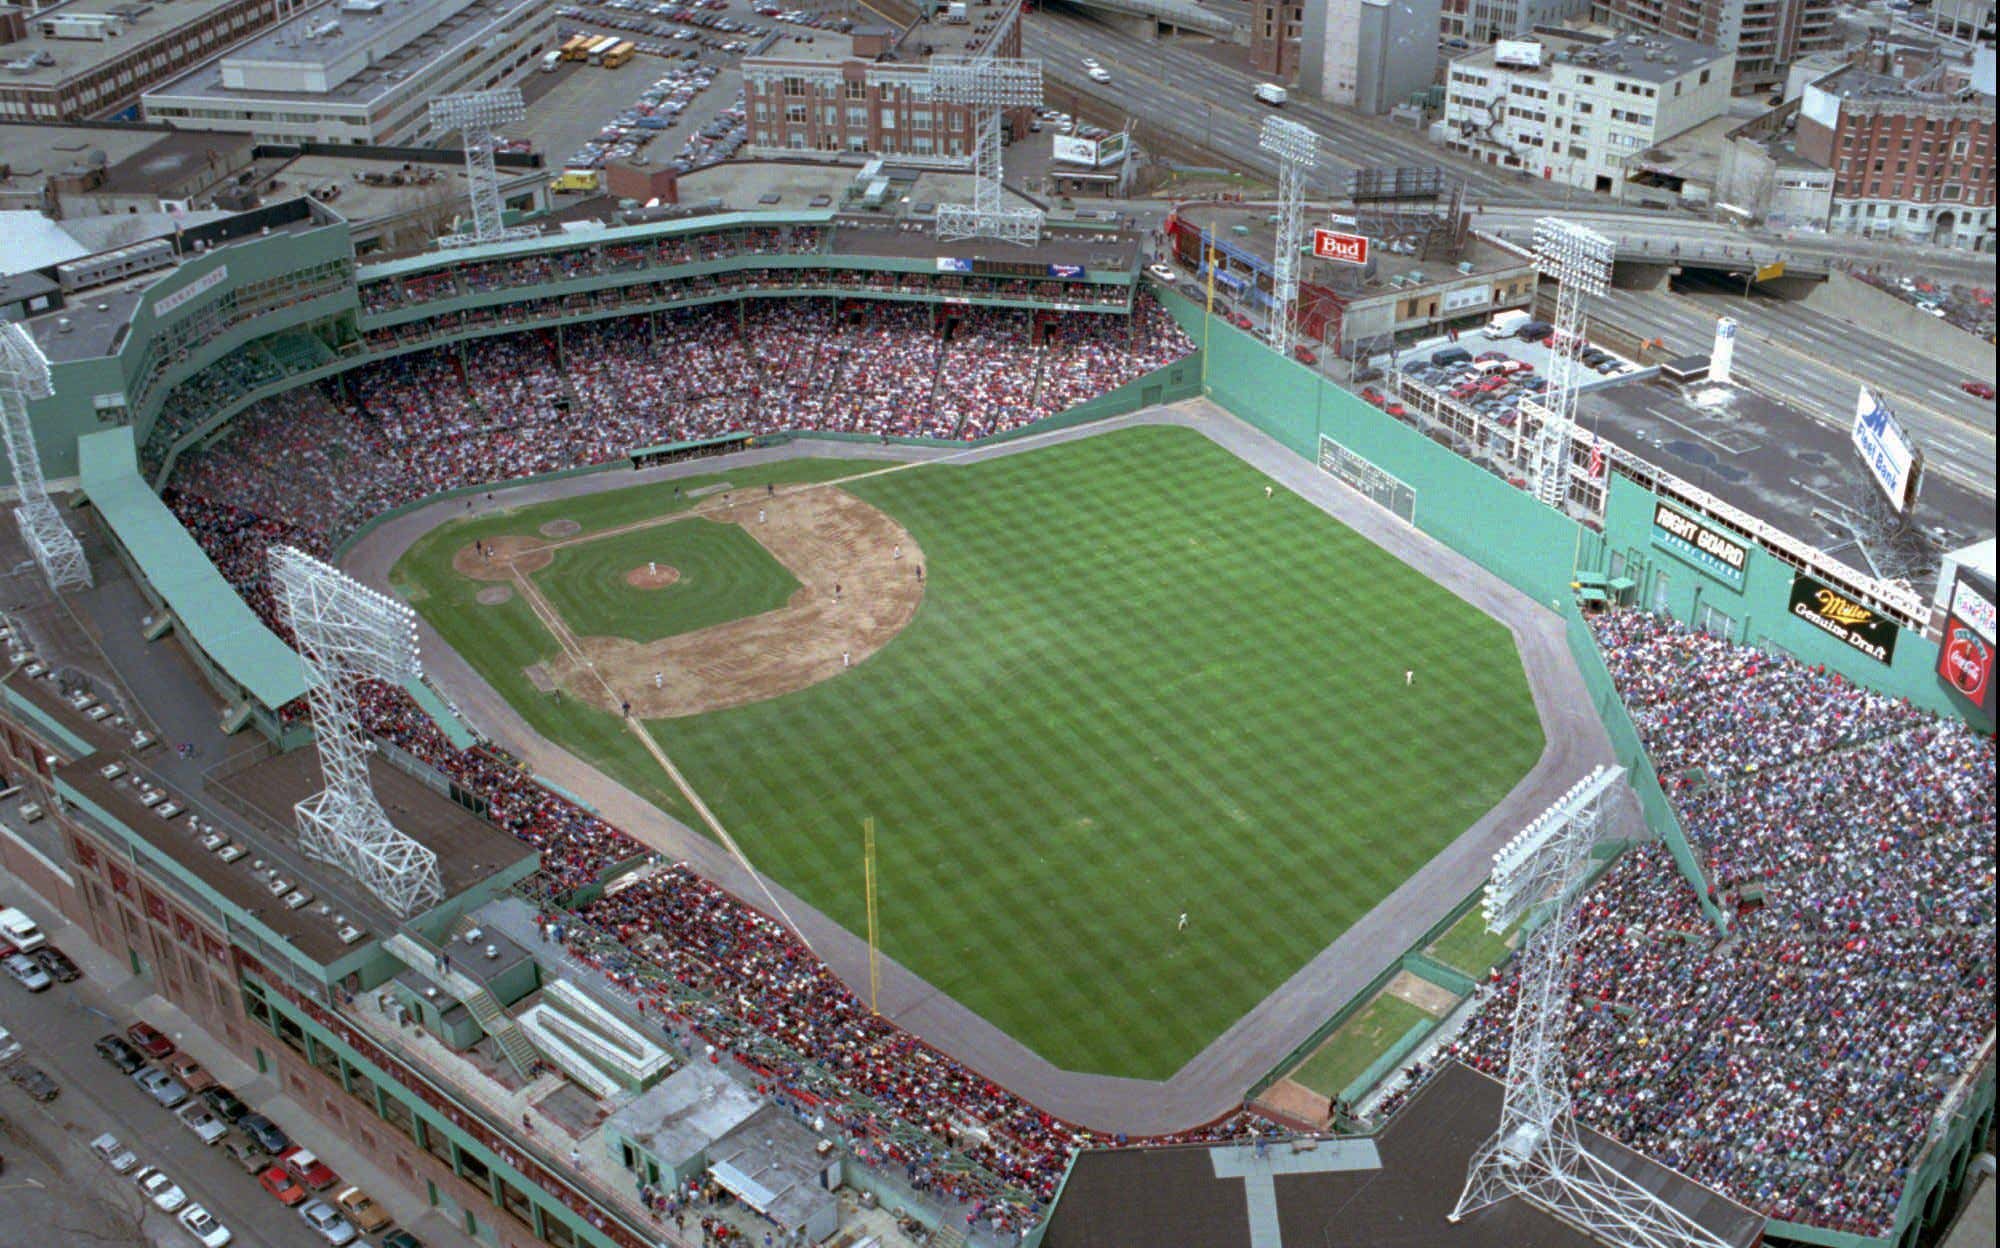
(864, 817, 880, 1015)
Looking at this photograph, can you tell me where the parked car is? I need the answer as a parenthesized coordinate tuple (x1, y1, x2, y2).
(135, 1165, 189, 1213)
(133, 1066, 189, 1108)
(240, 1113, 291, 1155)
(202, 1085, 251, 1123)
(223, 1138, 269, 1175)
(1292, 345, 1318, 366)
(125, 1022, 175, 1061)
(333, 1185, 393, 1233)
(281, 1147, 340, 1192)
(95, 1035, 144, 1074)
(89, 1132, 140, 1174)
(167, 1055, 216, 1093)
(1146, 262, 1176, 283)
(178, 1204, 233, 1248)
(29, 947, 79, 983)
(7, 1063, 56, 1101)
(2, 954, 51, 992)
(298, 1199, 360, 1246)
(1963, 379, 1995, 400)
(381, 1233, 426, 1248)
(176, 1102, 229, 1146)
(259, 1164, 309, 1207)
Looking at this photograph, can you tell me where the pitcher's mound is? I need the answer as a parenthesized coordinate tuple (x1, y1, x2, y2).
(625, 565, 681, 590)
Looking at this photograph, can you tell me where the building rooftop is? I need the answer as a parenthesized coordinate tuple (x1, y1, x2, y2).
(144, 0, 546, 110)
(1813, 59, 1994, 103)
(1042, 1063, 1764, 1248)
(0, 124, 169, 193)
(1456, 26, 1731, 85)
(24, 284, 143, 362)
(705, 1105, 838, 1234)
(747, 1, 1016, 65)
(1174, 202, 1532, 292)
(93, 130, 259, 198)
(604, 1062, 764, 1167)
(0, 0, 254, 88)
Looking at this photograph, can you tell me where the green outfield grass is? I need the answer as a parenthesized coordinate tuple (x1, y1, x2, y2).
(533, 520, 799, 643)
(1427, 906, 1517, 979)
(396, 428, 1544, 1081)
(1290, 993, 1435, 1099)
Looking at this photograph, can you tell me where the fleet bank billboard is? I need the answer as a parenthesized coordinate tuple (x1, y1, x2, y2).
(1851, 389, 1922, 514)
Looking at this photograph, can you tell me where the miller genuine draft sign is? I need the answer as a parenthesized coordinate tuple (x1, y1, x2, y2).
(1789, 573, 1899, 665)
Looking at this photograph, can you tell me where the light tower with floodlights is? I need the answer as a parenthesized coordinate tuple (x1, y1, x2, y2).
(428, 88, 539, 248)
(0, 323, 90, 592)
(1520, 218, 1614, 512)
(270, 546, 443, 917)
(931, 54, 1044, 244)
(1258, 115, 1318, 360)
(1451, 764, 1733, 1248)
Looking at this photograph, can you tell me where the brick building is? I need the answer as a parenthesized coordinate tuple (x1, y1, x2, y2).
(1251, 0, 1304, 81)
(0, 0, 294, 123)
(1590, 0, 1840, 88)
(743, 0, 1024, 163)
(1794, 58, 1995, 252)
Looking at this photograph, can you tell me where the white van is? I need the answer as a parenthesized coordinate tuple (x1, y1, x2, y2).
(0, 907, 44, 952)
(1254, 83, 1288, 107)
(1484, 309, 1531, 339)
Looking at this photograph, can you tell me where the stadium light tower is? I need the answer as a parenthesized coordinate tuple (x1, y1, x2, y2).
(1521, 218, 1614, 512)
(1258, 116, 1318, 359)
(0, 323, 90, 592)
(931, 54, 1043, 244)
(1452, 765, 1733, 1248)
(270, 546, 443, 918)
(428, 88, 538, 249)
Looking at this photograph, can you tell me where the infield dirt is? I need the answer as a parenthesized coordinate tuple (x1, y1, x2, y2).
(456, 485, 922, 718)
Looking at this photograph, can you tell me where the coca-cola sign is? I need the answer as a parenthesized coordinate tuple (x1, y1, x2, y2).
(1937, 617, 1994, 717)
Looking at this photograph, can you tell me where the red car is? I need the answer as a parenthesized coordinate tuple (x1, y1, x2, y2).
(1292, 346, 1318, 365)
(1476, 350, 1509, 362)
(259, 1165, 308, 1206)
(1499, 359, 1534, 375)
(279, 1146, 340, 1192)
(1963, 380, 1995, 400)
(1232, 313, 1254, 331)
(1385, 402, 1407, 417)
(1359, 387, 1385, 407)
(125, 1022, 174, 1061)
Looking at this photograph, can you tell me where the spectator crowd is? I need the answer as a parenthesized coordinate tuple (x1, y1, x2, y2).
(1381, 609, 1995, 1237)
(158, 290, 1229, 1236)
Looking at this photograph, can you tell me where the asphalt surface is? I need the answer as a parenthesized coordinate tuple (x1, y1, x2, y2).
(343, 402, 1626, 1135)
(1025, 9, 1571, 203)
(1591, 279, 1998, 501)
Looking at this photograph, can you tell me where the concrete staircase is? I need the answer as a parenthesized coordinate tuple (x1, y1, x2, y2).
(383, 929, 542, 1080)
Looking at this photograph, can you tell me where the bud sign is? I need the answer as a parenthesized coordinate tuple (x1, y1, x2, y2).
(1312, 229, 1369, 265)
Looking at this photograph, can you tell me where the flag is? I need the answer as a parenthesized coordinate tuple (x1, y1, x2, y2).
(1587, 436, 1605, 479)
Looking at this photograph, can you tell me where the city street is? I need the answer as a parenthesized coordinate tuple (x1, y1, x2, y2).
(1592, 282, 1998, 499)
(0, 878, 477, 1248)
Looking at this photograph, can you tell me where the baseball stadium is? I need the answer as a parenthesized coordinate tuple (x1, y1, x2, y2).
(0, 190, 1990, 1248)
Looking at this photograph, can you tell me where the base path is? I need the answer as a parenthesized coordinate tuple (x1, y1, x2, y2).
(343, 410, 1625, 1135)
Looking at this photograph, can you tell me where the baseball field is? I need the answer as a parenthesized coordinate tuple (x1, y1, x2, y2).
(390, 425, 1544, 1080)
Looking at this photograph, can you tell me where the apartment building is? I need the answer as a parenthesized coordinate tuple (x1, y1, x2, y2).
(1795, 57, 1994, 251)
(142, 0, 557, 145)
(743, 0, 1023, 164)
(0, 0, 295, 122)
(1440, 0, 1591, 44)
(1590, 0, 1839, 87)
(1251, 0, 1304, 81)
(1441, 28, 1734, 195)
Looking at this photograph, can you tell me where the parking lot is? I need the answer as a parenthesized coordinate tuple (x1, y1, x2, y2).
(0, 877, 471, 1248)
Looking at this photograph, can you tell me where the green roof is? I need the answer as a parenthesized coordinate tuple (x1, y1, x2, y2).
(77, 428, 309, 711)
(356, 210, 837, 282)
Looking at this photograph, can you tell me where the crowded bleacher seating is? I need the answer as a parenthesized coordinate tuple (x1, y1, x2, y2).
(1379, 609, 1996, 1237)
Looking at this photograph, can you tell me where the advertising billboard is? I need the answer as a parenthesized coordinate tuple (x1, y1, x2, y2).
(1851, 389, 1922, 514)
(1650, 501, 1747, 589)
(1052, 132, 1126, 167)
(1787, 573, 1898, 665)
(1938, 567, 1996, 720)
(1311, 229, 1369, 265)
(935, 257, 974, 273)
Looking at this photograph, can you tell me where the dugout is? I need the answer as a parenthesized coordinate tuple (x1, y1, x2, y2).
(628, 433, 757, 470)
